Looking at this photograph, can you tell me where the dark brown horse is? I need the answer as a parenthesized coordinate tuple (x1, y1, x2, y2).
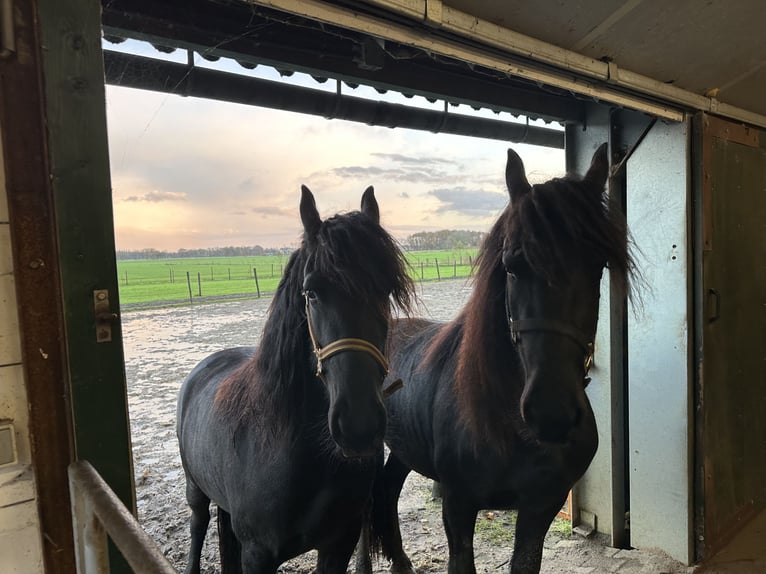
(364, 144, 636, 574)
(177, 186, 414, 573)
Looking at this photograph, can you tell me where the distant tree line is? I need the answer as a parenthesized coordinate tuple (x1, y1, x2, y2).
(115, 246, 293, 260)
(116, 230, 484, 260)
(403, 230, 484, 251)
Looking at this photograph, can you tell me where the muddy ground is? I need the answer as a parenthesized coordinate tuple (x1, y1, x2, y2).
(124, 279, 693, 573)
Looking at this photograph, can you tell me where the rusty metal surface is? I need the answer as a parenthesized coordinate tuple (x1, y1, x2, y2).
(0, 0, 76, 571)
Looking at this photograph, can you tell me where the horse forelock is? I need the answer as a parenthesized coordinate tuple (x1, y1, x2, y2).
(312, 211, 415, 317)
(512, 175, 637, 298)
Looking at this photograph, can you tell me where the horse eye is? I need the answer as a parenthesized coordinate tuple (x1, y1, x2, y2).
(503, 252, 524, 277)
(303, 290, 317, 302)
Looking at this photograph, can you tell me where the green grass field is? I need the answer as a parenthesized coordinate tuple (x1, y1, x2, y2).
(116, 249, 478, 306)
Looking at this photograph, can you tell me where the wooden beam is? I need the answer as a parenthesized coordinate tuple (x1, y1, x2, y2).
(0, 1, 76, 572)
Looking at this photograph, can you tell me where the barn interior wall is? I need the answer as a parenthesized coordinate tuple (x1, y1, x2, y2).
(0, 118, 45, 573)
(626, 119, 692, 563)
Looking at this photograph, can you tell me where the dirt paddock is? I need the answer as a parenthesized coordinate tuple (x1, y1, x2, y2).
(123, 279, 692, 573)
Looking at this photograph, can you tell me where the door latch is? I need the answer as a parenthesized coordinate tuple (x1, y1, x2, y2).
(93, 289, 118, 343)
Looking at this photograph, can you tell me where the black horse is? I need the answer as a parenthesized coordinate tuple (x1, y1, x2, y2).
(177, 186, 414, 574)
(364, 144, 636, 574)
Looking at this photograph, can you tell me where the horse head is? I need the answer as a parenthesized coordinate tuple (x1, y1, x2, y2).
(299, 185, 412, 457)
(502, 144, 616, 444)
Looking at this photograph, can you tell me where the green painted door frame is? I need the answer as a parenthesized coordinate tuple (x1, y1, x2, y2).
(35, 0, 135, 570)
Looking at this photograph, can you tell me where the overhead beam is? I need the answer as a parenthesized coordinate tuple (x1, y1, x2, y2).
(100, 0, 583, 124)
(103, 50, 565, 148)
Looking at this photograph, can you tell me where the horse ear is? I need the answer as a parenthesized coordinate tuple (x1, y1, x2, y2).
(360, 186, 380, 224)
(583, 142, 609, 192)
(300, 185, 322, 239)
(506, 148, 531, 202)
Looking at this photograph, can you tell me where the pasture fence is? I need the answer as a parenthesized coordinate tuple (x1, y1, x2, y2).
(117, 252, 477, 308)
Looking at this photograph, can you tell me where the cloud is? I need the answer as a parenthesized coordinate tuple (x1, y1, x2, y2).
(428, 186, 508, 217)
(370, 152, 452, 166)
(122, 190, 187, 202)
(251, 205, 294, 218)
(326, 164, 452, 184)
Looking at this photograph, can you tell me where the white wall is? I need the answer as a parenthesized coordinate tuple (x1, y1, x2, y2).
(0, 119, 44, 572)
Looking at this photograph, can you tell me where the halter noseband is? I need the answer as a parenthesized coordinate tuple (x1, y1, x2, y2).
(303, 292, 390, 380)
(505, 275, 595, 380)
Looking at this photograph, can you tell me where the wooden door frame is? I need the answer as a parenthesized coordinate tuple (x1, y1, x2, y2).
(0, 1, 76, 571)
(1, 0, 136, 571)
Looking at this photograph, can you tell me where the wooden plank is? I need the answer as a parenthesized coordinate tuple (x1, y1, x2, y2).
(0, 1, 77, 571)
(701, 118, 766, 558)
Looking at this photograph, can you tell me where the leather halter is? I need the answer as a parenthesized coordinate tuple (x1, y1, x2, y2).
(504, 274, 595, 379)
(303, 292, 389, 379)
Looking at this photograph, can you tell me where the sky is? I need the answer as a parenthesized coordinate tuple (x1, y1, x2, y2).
(104, 41, 565, 251)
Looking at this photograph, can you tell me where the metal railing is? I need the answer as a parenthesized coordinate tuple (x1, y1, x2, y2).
(68, 460, 177, 573)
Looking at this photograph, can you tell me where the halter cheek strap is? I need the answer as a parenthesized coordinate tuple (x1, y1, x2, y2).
(505, 276, 595, 381)
(303, 293, 390, 379)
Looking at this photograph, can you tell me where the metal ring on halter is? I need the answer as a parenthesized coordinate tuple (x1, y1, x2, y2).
(303, 292, 390, 379)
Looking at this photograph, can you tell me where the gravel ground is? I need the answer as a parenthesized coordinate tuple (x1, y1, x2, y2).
(123, 279, 693, 573)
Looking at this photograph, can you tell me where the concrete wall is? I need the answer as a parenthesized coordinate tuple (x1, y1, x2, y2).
(0, 119, 44, 572)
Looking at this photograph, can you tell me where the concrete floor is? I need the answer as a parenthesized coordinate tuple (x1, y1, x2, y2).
(537, 509, 766, 573)
(694, 509, 766, 573)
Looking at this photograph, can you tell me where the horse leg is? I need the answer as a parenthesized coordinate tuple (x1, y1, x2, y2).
(317, 519, 363, 574)
(376, 454, 416, 574)
(509, 498, 566, 574)
(218, 508, 243, 574)
(240, 541, 278, 574)
(441, 490, 478, 574)
(184, 479, 211, 574)
(354, 501, 373, 574)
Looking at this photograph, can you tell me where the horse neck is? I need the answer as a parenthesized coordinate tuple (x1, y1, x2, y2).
(459, 262, 521, 379)
(452, 266, 526, 447)
(250, 290, 329, 428)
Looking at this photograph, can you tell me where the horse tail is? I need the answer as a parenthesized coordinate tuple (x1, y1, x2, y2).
(217, 508, 242, 574)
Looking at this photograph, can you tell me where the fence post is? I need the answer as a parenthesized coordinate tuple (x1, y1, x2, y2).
(420, 260, 424, 281)
(253, 268, 261, 298)
(186, 272, 193, 304)
(454, 260, 457, 277)
(197, 272, 202, 297)
(228, 268, 231, 280)
(435, 259, 441, 281)
(124, 270, 128, 286)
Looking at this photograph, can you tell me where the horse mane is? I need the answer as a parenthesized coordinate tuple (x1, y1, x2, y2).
(432, 170, 638, 446)
(214, 210, 414, 439)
